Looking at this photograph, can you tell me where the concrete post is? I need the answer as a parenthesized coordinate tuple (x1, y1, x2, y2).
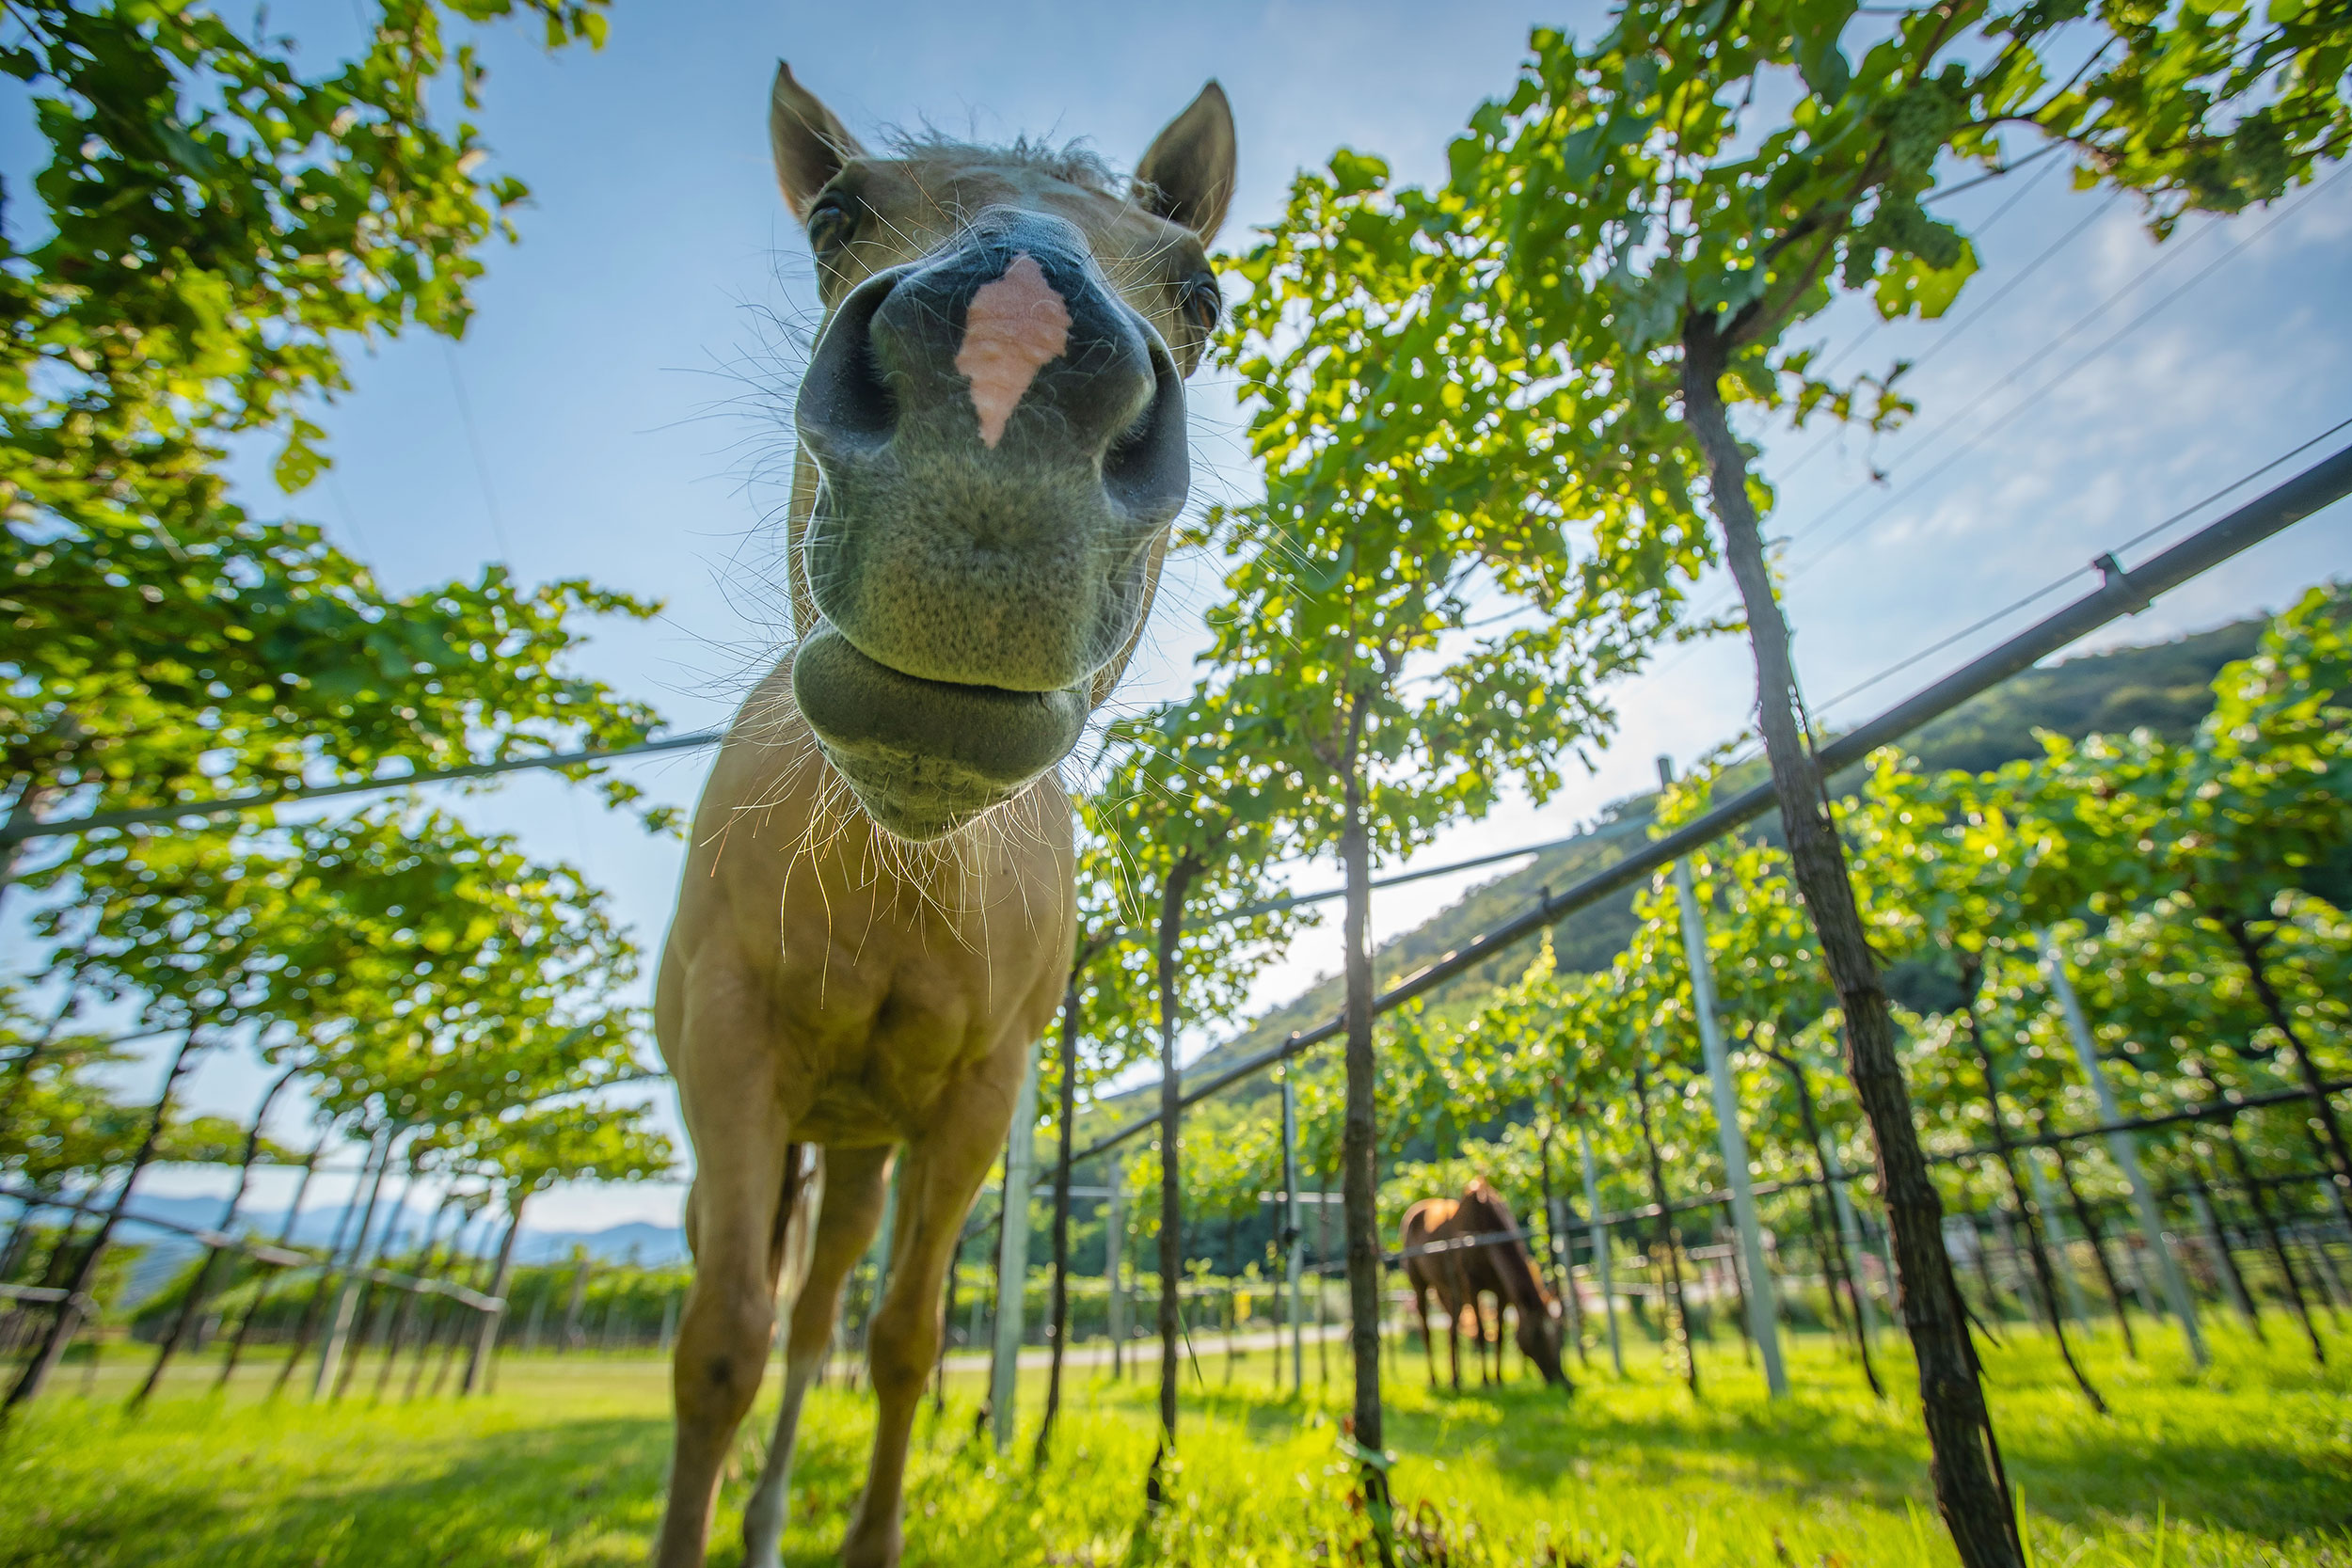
(1106, 1151, 1126, 1379)
(991, 1043, 1041, 1451)
(2042, 931, 2207, 1366)
(1661, 757, 1787, 1397)
(1579, 1127, 1623, 1377)
(1280, 1069, 1305, 1395)
(312, 1136, 397, 1399)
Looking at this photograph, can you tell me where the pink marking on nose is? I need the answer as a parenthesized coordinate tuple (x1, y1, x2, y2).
(954, 251, 1073, 449)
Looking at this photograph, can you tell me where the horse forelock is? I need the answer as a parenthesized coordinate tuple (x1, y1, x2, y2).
(882, 129, 1121, 195)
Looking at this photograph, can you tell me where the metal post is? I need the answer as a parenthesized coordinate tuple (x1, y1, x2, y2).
(2042, 931, 2208, 1366)
(1280, 1069, 1305, 1395)
(1105, 1151, 1126, 1379)
(1579, 1127, 1623, 1377)
(1317, 1173, 1330, 1386)
(1661, 757, 1787, 1397)
(990, 1043, 1041, 1452)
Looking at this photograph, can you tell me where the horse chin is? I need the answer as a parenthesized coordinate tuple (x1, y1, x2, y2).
(821, 750, 1025, 842)
(791, 624, 1086, 843)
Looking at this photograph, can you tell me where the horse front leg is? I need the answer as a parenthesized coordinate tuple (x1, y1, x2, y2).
(1411, 1277, 1438, 1389)
(842, 1079, 1008, 1568)
(741, 1143, 895, 1568)
(655, 1061, 793, 1568)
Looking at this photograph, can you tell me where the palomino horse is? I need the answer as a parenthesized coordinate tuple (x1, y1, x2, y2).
(651, 64, 1235, 1568)
(1401, 1180, 1572, 1392)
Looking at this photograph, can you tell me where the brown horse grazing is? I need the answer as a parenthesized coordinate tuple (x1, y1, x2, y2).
(1401, 1180, 1572, 1393)
(651, 65, 1235, 1568)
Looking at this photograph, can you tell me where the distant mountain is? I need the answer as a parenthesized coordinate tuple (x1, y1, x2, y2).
(1094, 615, 2269, 1124)
(513, 1221, 688, 1266)
(76, 1193, 688, 1306)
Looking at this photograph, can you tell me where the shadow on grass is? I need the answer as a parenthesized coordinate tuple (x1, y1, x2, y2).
(5, 1323, 2343, 1566)
(0, 1403, 674, 1568)
(1204, 1328, 2352, 1549)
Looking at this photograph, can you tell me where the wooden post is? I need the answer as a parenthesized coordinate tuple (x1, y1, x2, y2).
(8, 1023, 209, 1409)
(1688, 320, 2021, 1566)
(2184, 1152, 2259, 1331)
(2024, 1154, 2092, 1327)
(2225, 1130, 2323, 1362)
(1631, 1061, 1696, 1397)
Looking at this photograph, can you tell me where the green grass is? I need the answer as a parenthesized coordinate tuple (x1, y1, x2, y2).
(1, 1319, 2344, 1566)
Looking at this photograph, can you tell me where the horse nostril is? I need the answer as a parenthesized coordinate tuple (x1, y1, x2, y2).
(1102, 327, 1188, 520)
(797, 266, 902, 458)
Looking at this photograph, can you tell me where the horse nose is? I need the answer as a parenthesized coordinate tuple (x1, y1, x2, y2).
(796, 208, 1187, 520)
(791, 208, 1190, 697)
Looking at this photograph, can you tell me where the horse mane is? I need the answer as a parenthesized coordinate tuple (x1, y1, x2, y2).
(1459, 1180, 1554, 1310)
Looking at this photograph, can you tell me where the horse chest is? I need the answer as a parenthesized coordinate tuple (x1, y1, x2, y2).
(764, 905, 1050, 1144)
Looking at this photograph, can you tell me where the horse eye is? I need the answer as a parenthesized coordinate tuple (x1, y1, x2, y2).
(806, 196, 856, 253)
(1181, 272, 1220, 334)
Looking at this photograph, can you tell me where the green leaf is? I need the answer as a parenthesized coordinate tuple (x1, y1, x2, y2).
(1793, 0, 1857, 103)
(273, 419, 329, 494)
(1329, 149, 1391, 195)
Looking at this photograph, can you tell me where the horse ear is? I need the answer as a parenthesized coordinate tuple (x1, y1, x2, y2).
(770, 62, 866, 222)
(1134, 82, 1236, 242)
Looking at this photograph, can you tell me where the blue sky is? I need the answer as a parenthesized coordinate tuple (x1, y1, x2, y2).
(10, 0, 2349, 1233)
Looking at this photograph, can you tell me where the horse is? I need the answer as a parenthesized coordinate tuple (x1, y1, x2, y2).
(650, 64, 1236, 1568)
(1401, 1180, 1572, 1393)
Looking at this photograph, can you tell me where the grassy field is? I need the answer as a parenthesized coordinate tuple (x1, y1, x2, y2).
(0, 1318, 2344, 1566)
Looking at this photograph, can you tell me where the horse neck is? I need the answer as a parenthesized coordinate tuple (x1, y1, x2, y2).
(1469, 1198, 1549, 1310)
(1495, 1245, 1549, 1310)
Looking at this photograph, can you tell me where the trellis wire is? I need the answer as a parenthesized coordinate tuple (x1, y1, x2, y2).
(0, 1184, 505, 1314)
(1060, 441, 2352, 1176)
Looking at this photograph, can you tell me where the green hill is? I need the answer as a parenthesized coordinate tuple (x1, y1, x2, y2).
(1104, 615, 2265, 1121)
